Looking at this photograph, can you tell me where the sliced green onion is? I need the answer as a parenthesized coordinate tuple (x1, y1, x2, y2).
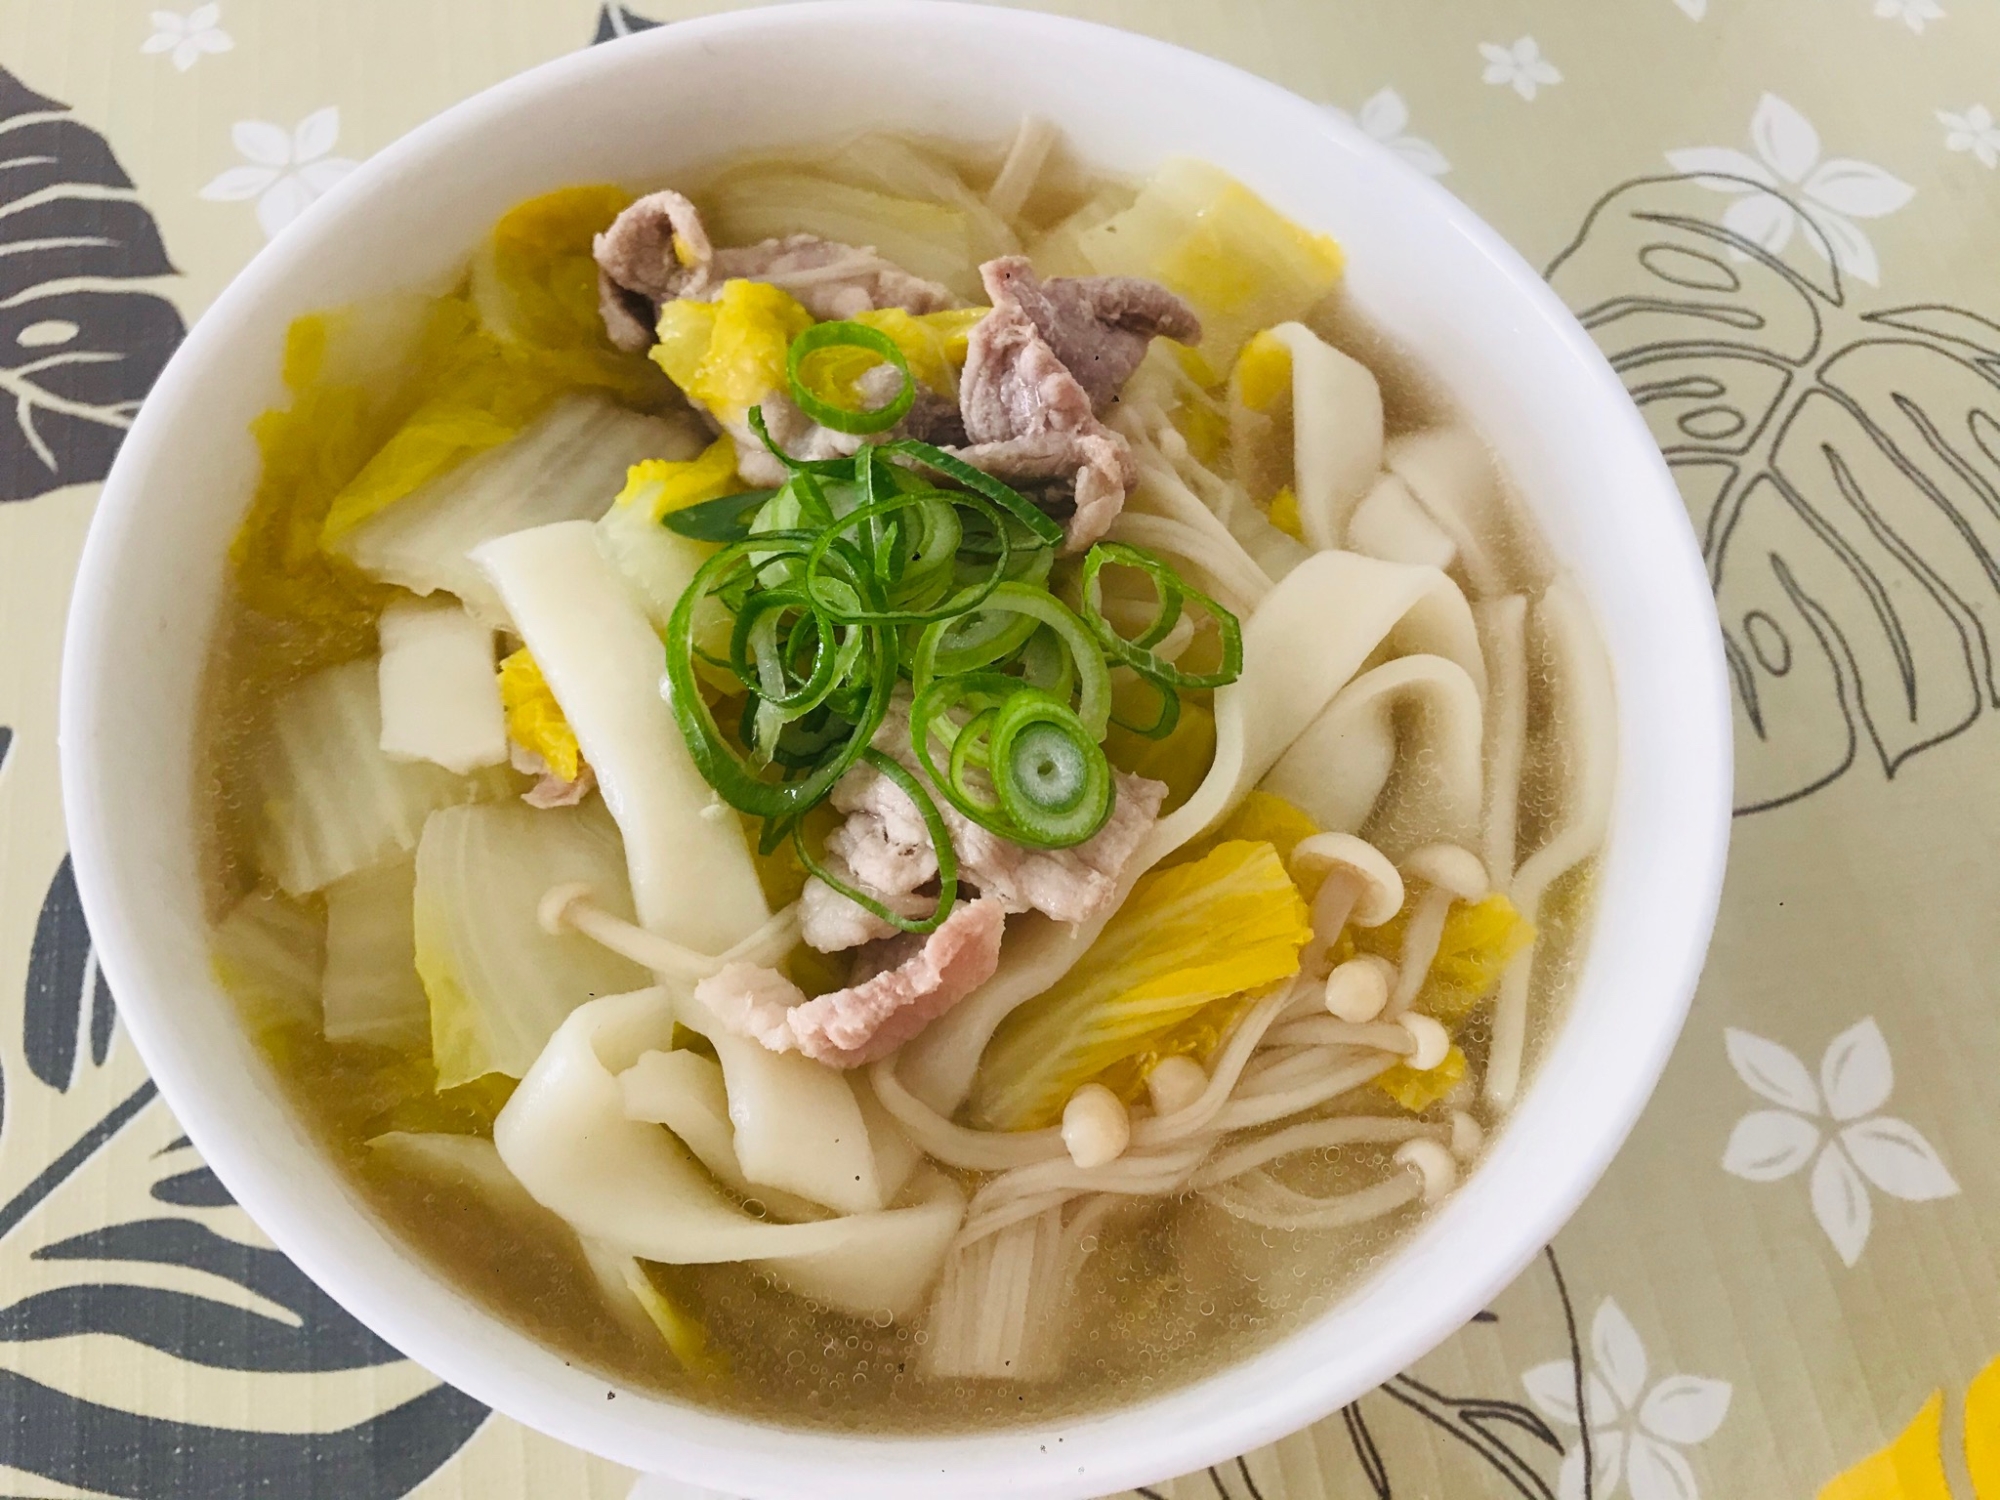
(658, 323, 1234, 887)
(988, 690, 1113, 848)
(880, 438, 1065, 547)
(787, 321, 917, 436)
(913, 582, 1111, 738)
(663, 540, 896, 821)
(1110, 671, 1183, 739)
(661, 487, 779, 542)
(1079, 541, 1244, 690)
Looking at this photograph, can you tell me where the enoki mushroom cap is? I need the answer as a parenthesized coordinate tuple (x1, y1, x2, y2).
(1324, 955, 1395, 1022)
(1145, 1056, 1208, 1117)
(1398, 1013, 1452, 1071)
(1399, 843, 1488, 902)
(1290, 833, 1404, 926)
(1394, 1137, 1458, 1204)
(1062, 1083, 1132, 1169)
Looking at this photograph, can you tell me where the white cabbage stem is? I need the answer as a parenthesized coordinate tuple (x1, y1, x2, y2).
(984, 113, 1059, 223)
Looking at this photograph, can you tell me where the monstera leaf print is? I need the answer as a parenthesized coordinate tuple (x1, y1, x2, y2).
(1547, 173, 2000, 813)
(23, 857, 118, 1097)
(591, 4, 662, 43)
(0, 858, 488, 1497)
(0, 67, 185, 503)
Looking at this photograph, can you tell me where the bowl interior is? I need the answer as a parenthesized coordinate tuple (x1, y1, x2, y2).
(60, 5, 1731, 1497)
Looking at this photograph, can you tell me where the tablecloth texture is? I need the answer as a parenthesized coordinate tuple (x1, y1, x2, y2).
(2, 1, 1997, 1495)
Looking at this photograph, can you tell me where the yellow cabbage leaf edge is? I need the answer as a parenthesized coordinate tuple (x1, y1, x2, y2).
(498, 648, 580, 782)
(970, 839, 1310, 1132)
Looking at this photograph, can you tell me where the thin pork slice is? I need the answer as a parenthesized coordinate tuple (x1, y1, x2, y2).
(978, 256, 1201, 412)
(800, 699, 1168, 951)
(948, 259, 1144, 550)
(694, 898, 1006, 1067)
(595, 190, 957, 353)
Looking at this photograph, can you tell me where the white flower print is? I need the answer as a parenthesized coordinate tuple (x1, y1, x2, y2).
(1874, 0, 1944, 34)
(1938, 105, 2000, 169)
(142, 5, 233, 71)
(1326, 89, 1450, 177)
(1721, 1019, 1958, 1266)
(199, 108, 359, 238)
(1479, 37, 1562, 102)
(1666, 93, 1914, 286)
(1524, 1299, 1731, 1500)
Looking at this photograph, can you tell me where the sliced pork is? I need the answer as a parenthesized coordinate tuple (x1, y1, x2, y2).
(978, 256, 1201, 413)
(798, 698, 1168, 953)
(694, 897, 1006, 1067)
(948, 257, 1192, 550)
(594, 190, 958, 354)
(511, 743, 595, 809)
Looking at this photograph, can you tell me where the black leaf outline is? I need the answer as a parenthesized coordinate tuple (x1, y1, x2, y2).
(0, 1085, 492, 1494)
(22, 855, 117, 1093)
(591, 5, 663, 44)
(1546, 172, 2000, 814)
(0, 66, 186, 502)
(1326, 1246, 1582, 1498)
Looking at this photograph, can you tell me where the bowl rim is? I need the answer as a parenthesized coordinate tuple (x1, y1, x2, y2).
(58, 4, 1734, 1496)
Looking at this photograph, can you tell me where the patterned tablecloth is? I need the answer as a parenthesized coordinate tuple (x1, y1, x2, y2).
(3, 1, 1998, 1495)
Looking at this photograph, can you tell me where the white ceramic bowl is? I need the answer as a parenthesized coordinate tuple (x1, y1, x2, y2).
(59, 5, 1732, 1497)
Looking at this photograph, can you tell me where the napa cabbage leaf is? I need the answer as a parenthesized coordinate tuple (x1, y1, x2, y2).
(415, 797, 651, 1088)
(968, 839, 1311, 1131)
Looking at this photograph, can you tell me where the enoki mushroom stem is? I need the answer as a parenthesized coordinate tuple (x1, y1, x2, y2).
(539, 883, 798, 980)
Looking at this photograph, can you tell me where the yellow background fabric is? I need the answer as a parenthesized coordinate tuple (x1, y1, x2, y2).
(1, 1, 1996, 1495)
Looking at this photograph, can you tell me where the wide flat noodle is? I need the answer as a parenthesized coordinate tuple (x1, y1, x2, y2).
(1268, 322, 1384, 551)
(1262, 653, 1484, 858)
(1486, 581, 1615, 1105)
(1346, 472, 1457, 572)
(1145, 550, 1485, 863)
(1385, 428, 1551, 601)
(473, 520, 768, 950)
(674, 996, 890, 1216)
(494, 988, 964, 1316)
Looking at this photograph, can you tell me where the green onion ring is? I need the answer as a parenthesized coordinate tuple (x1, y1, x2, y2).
(880, 438, 1065, 547)
(1079, 540, 1245, 690)
(786, 321, 917, 436)
(988, 690, 1113, 848)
